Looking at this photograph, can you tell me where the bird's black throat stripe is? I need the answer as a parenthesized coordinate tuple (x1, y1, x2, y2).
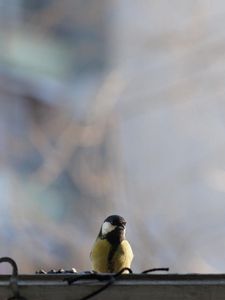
(108, 244, 119, 272)
(106, 228, 124, 272)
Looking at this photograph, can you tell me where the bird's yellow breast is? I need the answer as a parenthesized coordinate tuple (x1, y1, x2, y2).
(90, 238, 133, 273)
(90, 238, 111, 273)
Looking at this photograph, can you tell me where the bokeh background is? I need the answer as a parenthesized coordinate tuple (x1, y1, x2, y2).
(0, 0, 225, 274)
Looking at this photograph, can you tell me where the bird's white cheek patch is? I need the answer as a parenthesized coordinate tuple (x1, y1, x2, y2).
(101, 222, 116, 235)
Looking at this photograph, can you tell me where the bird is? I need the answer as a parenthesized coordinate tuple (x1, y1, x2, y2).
(90, 215, 133, 273)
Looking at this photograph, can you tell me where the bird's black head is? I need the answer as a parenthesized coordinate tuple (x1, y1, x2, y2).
(100, 215, 127, 244)
(104, 215, 126, 228)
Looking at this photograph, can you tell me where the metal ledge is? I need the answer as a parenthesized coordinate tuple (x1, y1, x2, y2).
(1, 274, 225, 300)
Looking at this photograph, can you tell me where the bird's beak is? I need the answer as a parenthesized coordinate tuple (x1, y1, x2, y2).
(118, 223, 126, 230)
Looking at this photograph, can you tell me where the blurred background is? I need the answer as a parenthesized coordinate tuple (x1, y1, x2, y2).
(0, 0, 225, 274)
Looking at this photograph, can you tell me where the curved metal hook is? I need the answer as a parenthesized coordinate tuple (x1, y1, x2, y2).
(0, 257, 26, 300)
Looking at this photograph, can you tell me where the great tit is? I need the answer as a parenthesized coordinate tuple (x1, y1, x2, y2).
(90, 215, 133, 273)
